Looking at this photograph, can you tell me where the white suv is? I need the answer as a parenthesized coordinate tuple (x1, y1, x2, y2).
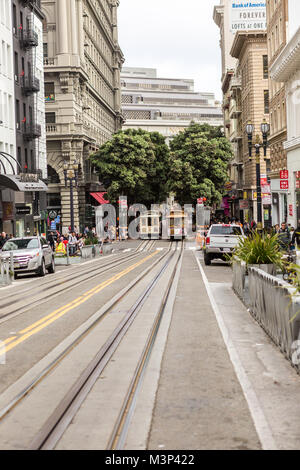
(203, 224, 244, 265)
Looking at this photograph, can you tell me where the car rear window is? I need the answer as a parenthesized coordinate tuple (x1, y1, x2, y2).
(210, 226, 242, 236)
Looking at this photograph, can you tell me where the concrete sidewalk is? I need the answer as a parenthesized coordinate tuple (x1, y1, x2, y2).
(147, 250, 261, 450)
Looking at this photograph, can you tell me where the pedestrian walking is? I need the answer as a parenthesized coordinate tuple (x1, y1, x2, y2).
(47, 231, 56, 251)
(278, 222, 291, 252)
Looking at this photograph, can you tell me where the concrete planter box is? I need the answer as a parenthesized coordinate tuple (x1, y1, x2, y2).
(0, 259, 13, 286)
(248, 267, 300, 371)
(232, 258, 247, 301)
(102, 243, 113, 256)
(80, 245, 94, 259)
(54, 256, 81, 265)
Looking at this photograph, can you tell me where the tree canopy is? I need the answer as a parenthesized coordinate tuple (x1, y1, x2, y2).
(90, 128, 170, 206)
(167, 122, 233, 206)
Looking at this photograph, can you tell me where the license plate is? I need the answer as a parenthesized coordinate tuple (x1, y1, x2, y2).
(223, 248, 231, 253)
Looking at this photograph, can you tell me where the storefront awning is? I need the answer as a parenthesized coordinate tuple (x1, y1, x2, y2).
(90, 192, 110, 204)
(0, 174, 47, 192)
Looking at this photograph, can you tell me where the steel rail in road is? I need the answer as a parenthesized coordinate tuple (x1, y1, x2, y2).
(108, 240, 184, 450)
(0, 241, 158, 325)
(28, 241, 182, 450)
(0, 239, 148, 304)
(0, 243, 174, 426)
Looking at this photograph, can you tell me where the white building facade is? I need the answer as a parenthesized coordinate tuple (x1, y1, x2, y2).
(121, 68, 223, 144)
(0, 0, 16, 234)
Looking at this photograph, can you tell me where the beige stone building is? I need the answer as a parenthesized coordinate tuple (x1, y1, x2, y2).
(266, 0, 288, 225)
(231, 32, 270, 224)
(41, 0, 124, 233)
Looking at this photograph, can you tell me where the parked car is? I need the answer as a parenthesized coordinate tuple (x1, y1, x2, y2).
(203, 224, 244, 265)
(0, 237, 55, 279)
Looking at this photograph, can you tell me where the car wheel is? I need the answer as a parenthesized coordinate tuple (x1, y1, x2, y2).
(204, 253, 211, 266)
(38, 259, 46, 277)
(47, 258, 55, 274)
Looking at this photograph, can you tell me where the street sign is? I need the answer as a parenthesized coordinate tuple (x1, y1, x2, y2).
(50, 221, 56, 230)
(197, 198, 203, 205)
(280, 170, 289, 179)
(280, 181, 289, 190)
(289, 205, 293, 217)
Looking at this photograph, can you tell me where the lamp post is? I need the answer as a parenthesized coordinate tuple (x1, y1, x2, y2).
(63, 161, 79, 233)
(246, 120, 270, 230)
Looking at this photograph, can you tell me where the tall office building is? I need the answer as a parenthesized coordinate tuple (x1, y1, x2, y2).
(121, 67, 223, 144)
(41, 0, 124, 233)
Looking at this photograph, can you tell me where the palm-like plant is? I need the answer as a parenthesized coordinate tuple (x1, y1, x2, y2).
(233, 231, 284, 267)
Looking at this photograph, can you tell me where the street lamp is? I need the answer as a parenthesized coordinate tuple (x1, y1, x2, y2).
(246, 119, 270, 230)
(63, 161, 79, 233)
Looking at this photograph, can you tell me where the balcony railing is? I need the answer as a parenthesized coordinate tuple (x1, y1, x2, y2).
(23, 123, 42, 141)
(19, 28, 38, 49)
(22, 75, 40, 96)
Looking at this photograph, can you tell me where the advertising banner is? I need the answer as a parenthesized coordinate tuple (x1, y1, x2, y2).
(230, 1, 267, 33)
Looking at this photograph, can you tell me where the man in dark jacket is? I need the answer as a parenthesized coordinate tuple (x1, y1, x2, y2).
(292, 220, 300, 248)
(0, 232, 9, 249)
(278, 222, 291, 251)
(47, 232, 55, 251)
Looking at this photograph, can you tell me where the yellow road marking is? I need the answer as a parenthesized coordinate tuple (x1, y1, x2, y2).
(3, 251, 159, 354)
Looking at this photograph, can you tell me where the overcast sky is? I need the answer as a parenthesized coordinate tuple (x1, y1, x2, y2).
(118, 0, 222, 101)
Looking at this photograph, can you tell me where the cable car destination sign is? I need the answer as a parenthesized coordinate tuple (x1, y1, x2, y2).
(230, 2, 267, 32)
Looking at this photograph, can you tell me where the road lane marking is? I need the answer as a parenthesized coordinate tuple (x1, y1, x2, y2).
(2, 251, 159, 355)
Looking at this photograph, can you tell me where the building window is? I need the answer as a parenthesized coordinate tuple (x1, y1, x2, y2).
(43, 43, 48, 58)
(45, 112, 56, 123)
(264, 90, 269, 114)
(263, 55, 268, 79)
(45, 82, 55, 101)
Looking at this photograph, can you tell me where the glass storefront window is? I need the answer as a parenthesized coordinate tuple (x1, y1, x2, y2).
(15, 219, 25, 237)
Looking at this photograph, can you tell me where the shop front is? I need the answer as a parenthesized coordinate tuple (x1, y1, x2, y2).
(0, 173, 47, 237)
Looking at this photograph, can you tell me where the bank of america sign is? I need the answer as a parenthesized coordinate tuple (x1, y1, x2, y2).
(230, 2, 267, 33)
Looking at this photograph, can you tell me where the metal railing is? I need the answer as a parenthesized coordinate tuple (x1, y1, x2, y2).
(0, 254, 14, 287)
(22, 75, 40, 96)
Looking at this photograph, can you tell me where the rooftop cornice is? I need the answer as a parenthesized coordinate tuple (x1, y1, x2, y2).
(213, 4, 224, 28)
(270, 26, 300, 82)
(230, 31, 267, 58)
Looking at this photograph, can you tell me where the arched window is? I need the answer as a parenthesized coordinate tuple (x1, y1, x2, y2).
(47, 165, 60, 184)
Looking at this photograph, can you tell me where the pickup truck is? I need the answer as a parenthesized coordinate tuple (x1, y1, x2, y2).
(203, 224, 244, 265)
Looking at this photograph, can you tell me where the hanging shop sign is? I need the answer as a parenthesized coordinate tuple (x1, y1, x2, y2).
(280, 170, 289, 180)
(280, 180, 289, 190)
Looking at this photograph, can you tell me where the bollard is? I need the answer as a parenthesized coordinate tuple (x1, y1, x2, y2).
(67, 244, 70, 265)
(10, 252, 14, 280)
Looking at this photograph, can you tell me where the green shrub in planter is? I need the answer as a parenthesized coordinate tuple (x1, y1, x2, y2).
(84, 236, 99, 246)
(232, 231, 284, 268)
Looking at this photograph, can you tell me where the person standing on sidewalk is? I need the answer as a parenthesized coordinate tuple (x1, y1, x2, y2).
(47, 231, 55, 251)
(292, 220, 300, 249)
(68, 232, 78, 256)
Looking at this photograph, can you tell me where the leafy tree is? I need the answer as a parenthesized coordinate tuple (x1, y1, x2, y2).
(90, 128, 170, 206)
(167, 122, 233, 206)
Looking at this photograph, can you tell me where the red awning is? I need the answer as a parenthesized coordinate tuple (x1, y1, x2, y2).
(90, 192, 110, 204)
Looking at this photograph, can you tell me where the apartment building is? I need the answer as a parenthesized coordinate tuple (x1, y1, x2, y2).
(231, 32, 270, 224)
(0, 0, 16, 235)
(0, 0, 47, 237)
(267, 0, 289, 225)
(214, 0, 270, 224)
(41, 0, 124, 233)
(270, 0, 300, 226)
(121, 67, 223, 144)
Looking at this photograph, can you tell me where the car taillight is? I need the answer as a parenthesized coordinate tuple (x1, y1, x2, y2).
(206, 237, 210, 245)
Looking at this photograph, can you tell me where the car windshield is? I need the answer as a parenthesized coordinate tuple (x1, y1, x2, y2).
(210, 226, 242, 236)
(2, 239, 39, 251)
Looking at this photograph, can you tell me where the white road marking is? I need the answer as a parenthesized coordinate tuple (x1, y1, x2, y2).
(194, 252, 277, 451)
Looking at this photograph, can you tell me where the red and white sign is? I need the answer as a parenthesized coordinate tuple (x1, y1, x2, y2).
(261, 184, 271, 194)
(280, 180, 289, 190)
(197, 198, 203, 205)
(280, 170, 289, 180)
(289, 204, 293, 217)
(261, 177, 268, 186)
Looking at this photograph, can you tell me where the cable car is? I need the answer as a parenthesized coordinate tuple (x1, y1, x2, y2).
(139, 210, 161, 239)
(166, 209, 188, 239)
